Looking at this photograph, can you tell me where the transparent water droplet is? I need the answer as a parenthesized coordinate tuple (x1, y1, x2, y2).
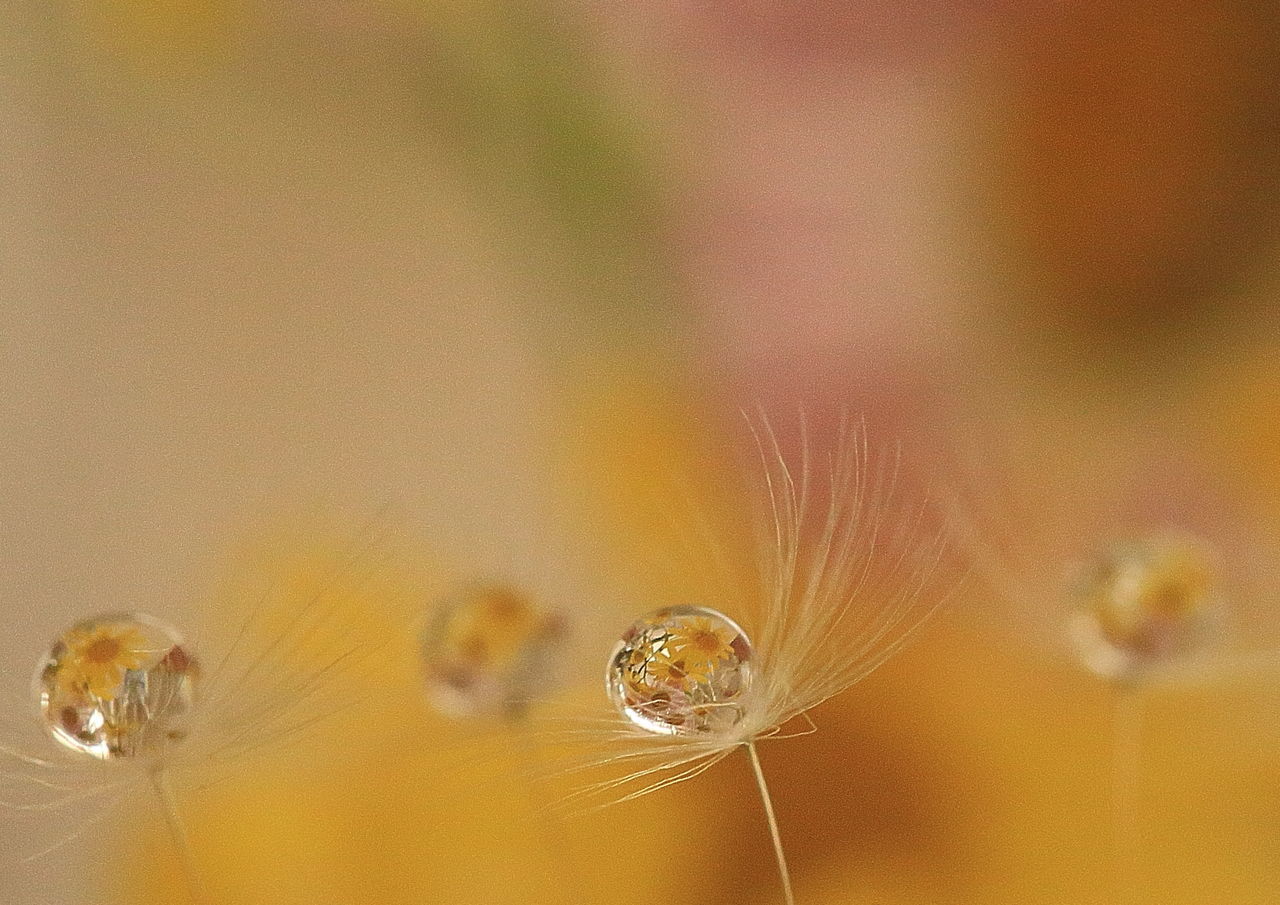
(420, 584, 567, 719)
(34, 613, 199, 761)
(607, 605, 753, 736)
(1069, 537, 1219, 682)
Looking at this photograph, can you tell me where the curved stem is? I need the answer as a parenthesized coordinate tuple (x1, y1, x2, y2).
(147, 766, 209, 905)
(745, 740, 795, 905)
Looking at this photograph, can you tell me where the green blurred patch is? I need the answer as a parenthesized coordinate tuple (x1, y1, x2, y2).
(411, 0, 686, 345)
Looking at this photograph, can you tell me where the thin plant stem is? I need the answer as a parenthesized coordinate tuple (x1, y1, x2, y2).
(147, 765, 209, 905)
(745, 739, 795, 905)
(1111, 687, 1143, 905)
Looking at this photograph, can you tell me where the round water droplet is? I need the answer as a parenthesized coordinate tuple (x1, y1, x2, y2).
(607, 605, 753, 736)
(420, 584, 567, 719)
(34, 613, 199, 761)
(1069, 537, 1219, 682)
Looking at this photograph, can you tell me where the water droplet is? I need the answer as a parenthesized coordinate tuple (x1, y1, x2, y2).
(34, 613, 199, 760)
(1069, 537, 1218, 682)
(607, 605, 753, 736)
(420, 584, 567, 719)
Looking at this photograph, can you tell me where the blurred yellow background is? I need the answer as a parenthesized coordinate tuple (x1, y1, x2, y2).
(2, 2, 1279, 903)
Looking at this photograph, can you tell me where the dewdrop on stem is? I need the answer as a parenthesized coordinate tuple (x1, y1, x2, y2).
(607, 606, 792, 905)
(420, 583, 577, 900)
(1067, 535, 1221, 905)
(31, 612, 208, 903)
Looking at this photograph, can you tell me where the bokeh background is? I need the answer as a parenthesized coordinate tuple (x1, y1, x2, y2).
(3, 2, 1280, 903)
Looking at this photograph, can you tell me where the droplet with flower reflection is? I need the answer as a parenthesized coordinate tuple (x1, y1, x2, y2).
(420, 584, 567, 719)
(34, 613, 199, 760)
(1070, 536, 1219, 682)
(607, 605, 753, 736)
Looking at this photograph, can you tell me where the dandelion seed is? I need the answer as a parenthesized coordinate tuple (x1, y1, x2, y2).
(948, 425, 1280, 905)
(23, 612, 209, 901)
(572, 415, 960, 905)
(1064, 533, 1226, 903)
(417, 580, 578, 904)
(3, 517, 397, 902)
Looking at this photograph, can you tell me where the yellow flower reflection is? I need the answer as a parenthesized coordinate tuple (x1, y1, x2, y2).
(666, 615, 737, 674)
(55, 621, 151, 700)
